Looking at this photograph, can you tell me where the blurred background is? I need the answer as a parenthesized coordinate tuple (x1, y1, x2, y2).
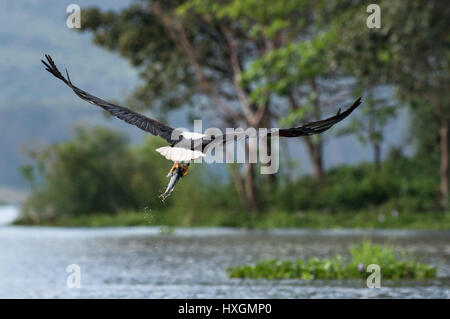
(0, 0, 449, 299)
(0, 0, 448, 228)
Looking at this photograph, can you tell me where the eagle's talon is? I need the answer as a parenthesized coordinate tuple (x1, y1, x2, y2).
(160, 163, 190, 200)
(167, 163, 179, 177)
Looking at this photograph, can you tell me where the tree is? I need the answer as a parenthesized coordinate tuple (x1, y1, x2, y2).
(20, 127, 170, 220)
(240, 29, 356, 181)
(79, 0, 338, 210)
(328, 0, 450, 207)
(337, 82, 396, 169)
(327, 7, 397, 170)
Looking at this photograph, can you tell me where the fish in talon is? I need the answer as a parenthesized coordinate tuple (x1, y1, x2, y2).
(160, 163, 190, 200)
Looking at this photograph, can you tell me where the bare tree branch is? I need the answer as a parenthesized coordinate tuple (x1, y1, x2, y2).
(149, 3, 242, 123)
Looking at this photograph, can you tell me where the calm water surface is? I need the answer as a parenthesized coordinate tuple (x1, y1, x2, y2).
(0, 224, 449, 298)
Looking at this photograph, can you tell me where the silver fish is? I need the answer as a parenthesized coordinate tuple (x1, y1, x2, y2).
(159, 167, 183, 200)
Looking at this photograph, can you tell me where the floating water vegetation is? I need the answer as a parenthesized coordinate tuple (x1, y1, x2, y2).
(226, 242, 437, 280)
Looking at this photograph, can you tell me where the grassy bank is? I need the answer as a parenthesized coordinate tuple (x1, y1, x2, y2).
(227, 242, 437, 280)
(14, 209, 450, 230)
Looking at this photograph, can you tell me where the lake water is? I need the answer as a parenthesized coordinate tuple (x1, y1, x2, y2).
(0, 205, 19, 226)
(0, 216, 449, 298)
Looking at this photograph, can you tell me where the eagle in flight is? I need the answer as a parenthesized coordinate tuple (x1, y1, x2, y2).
(41, 55, 361, 199)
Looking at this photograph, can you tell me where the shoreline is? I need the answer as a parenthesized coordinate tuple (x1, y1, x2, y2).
(12, 209, 450, 230)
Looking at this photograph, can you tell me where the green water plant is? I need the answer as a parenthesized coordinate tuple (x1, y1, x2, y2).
(226, 242, 437, 280)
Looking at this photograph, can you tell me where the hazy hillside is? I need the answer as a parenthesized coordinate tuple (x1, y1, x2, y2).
(0, 0, 140, 188)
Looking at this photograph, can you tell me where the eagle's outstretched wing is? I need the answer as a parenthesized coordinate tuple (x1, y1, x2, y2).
(41, 54, 176, 144)
(278, 97, 362, 137)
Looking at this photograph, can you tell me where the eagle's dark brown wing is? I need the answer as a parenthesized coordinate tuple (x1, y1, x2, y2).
(41, 54, 176, 144)
(278, 97, 362, 137)
(201, 98, 362, 152)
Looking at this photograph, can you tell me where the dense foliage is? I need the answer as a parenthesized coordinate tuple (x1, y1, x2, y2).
(19, 127, 237, 223)
(272, 154, 439, 213)
(19, 127, 443, 225)
(226, 242, 437, 280)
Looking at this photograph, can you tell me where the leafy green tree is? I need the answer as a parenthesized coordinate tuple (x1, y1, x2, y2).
(21, 127, 167, 219)
(240, 29, 356, 181)
(324, 3, 398, 170)
(79, 0, 335, 210)
(328, 0, 450, 207)
(337, 82, 396, 169)
(19, 164, 36, 189)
